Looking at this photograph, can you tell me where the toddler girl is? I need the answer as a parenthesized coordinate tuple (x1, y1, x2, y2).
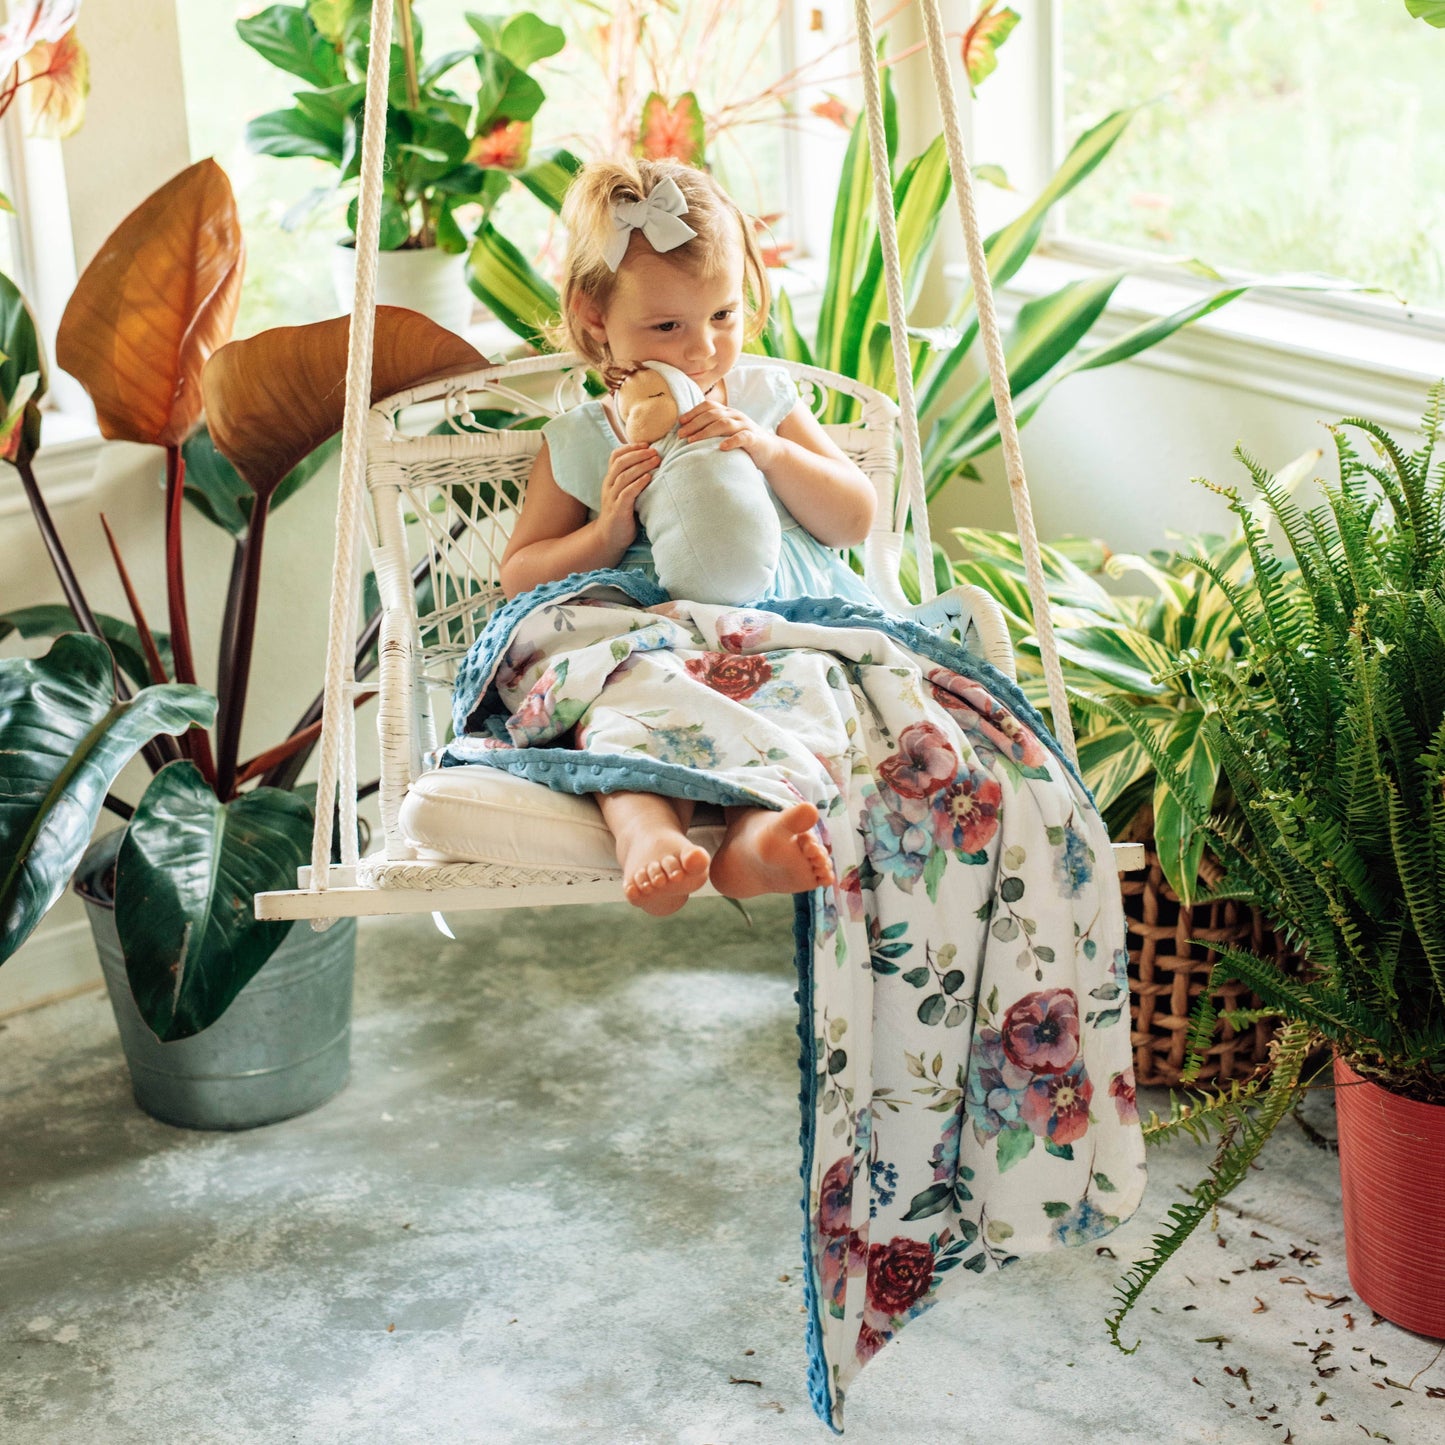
(500, 158, 879, 917)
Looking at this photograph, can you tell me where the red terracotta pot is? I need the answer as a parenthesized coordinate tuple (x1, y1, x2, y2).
(1333, 1054, 1445, 1339)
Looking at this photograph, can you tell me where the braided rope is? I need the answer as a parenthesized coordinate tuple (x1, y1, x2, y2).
(309, 0, 396, 907)
(851, 0, 935, 603)
(915, 0, 1077, 764)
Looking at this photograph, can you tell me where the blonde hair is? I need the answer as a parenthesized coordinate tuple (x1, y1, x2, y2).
(545, 158, 771, 376)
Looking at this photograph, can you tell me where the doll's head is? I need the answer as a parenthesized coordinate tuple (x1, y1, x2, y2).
(546, 158, 771, 388)
(615, 367, 678, 446)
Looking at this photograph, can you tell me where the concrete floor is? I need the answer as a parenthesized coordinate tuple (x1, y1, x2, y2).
(2, 895, 1442, 1445)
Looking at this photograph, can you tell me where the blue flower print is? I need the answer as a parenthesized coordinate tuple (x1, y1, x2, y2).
(1044, 1197, 1120, 1247)
(1054, 821, 1094, 898)
(859, 784, 934, 894)
(648, 724, 721, 770)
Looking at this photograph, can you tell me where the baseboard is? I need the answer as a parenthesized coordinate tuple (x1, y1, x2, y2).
(0, 920, 103, 1019)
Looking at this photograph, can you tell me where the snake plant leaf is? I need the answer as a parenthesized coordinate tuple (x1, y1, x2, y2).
(0, 269, 47, 466)
(115, 763, 313, 1041)
(0, 634, 215, 966)
(842, 135, 952, 396)
(466, 221, 559, 350)
(55, 159, 244, 448)
(202, 308, 485, 497)
(1151, 708, 1222, 905)
(0, 605, 173, 691)
(924, 271, 1125, 479)
(816, 60, 897, 381)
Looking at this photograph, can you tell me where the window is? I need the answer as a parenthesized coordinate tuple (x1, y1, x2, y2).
(173, 1, 841, 339)
(1054, 0, 1445, 317)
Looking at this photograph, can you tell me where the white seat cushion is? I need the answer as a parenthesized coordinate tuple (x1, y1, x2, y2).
(397, 766, 727, 871)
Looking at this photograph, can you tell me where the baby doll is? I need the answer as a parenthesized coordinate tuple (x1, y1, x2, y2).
(614, 360, 781, 606)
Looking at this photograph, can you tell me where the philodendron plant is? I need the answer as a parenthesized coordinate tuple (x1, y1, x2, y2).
(0, 159, 483, 1041)
(947, 448, 1315, 905)
(240, 1, 578, 255)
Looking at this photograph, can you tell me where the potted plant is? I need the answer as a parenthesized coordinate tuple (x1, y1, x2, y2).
(238, 0, 576, 332)
(945, 464, 1318, 1088)
(0, 158, 484, 1128)
(1106, 391, 1445, 1346)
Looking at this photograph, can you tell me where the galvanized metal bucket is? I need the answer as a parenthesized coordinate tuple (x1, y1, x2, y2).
(76, 831, 356, 1131)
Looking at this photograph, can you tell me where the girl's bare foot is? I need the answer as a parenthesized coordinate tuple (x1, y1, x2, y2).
(617, 826, 711, 916)
(709, 801, 835, 899)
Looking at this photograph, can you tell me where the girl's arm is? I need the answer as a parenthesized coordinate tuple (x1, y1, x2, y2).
(679, 400, 876, 548)
(499, 440, 658, 600)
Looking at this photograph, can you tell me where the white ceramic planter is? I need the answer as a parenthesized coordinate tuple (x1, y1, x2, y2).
(330, 241, 475, 335)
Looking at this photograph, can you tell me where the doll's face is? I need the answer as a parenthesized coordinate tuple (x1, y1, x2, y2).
(617, 368, 678, 445)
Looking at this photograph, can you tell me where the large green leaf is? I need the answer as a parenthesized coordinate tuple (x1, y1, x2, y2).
(115, 763, 313, 1041)
(1050, 622, 1177, 697)
(1151, 707, 1222, 905)
(0, 606, 173, 691)
(1407, 2, 1445, 28)
(183, 424, 340, 537)
(516, 146, 582, 214)
(1075, 718, 1159, 816)
(0, 269, 47, 466)
(466, 221, 559, 349)
(0, 635, 214, 966)
(246, 105, 349, 165)
(237, 4, 348, 88)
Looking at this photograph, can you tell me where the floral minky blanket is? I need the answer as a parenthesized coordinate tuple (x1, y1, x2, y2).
(446, 572, 1147, 1431)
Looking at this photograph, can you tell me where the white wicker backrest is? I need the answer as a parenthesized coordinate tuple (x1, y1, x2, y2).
(365, 353, 930, 857)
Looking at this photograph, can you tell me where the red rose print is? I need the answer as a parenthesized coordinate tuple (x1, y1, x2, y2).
(716, 611, 772, 652)
(1001, 989, 1080, 1074)
(818, 1156, 855, 1237)
(684, 651, 773, 700)
(927, 667, 1048, 766)
(1109, 1068, 1139, 1124)
(878, 722, 958, 799)
(865, 1236, 936, 1317)
(855, 1323, 890, 1363)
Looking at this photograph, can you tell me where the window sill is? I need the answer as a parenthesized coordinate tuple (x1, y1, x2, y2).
(944, 252, 1445, 432)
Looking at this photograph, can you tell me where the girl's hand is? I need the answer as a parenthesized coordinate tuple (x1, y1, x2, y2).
(596, 442, 658, 553)
(677, 399, 783, 470)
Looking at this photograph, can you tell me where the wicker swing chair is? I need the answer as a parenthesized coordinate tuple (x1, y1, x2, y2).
(254, 0, 1144, 925)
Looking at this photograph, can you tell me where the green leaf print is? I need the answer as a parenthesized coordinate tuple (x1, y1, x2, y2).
(1044, 1139, 1075, 1160)
(610, 639, 631, 662)
(917, 993, 947, 1025)
(1093, 1172, 1118, 1193)
(923, 846, 947, 902)
(996, 1124, 1034, 1173)
(1041, 1201, 1072, 1219)
(999, 876, 1025, 903)
(1003, 845, 1027, 869)
(991, 915, 1019, 942)
(963, 1254, 988, 1273)
(551, 697, 588, 733)
(1046, 825, 1065, 845)
(941, 969, 966, 994)
(902, 1181, 953, 1221)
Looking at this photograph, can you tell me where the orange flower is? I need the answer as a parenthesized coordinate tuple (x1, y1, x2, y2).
(810, 95, 854, 130)
(467, 118, 531, 171)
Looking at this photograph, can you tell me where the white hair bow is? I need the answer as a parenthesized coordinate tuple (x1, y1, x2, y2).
(601, 176, 699, 273)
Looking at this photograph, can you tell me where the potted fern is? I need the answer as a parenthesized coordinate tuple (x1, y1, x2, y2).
(1107, 390, 1445, 1347)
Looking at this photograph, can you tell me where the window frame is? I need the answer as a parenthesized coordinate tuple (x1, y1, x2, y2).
(994, 0, 1445, 347)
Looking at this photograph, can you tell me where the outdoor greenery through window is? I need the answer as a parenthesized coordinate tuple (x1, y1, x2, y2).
(174, 2, 801, 339)
(1058, 0, 1445, 314)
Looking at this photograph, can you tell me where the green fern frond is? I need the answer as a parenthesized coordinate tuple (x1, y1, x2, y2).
(1107, 1023, 1311, 1352)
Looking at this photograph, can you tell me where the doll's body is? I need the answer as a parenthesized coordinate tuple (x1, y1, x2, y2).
(615, 360, 781, 606)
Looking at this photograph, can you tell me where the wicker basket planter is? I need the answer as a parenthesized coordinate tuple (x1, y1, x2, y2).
(1121, 841, 1305, 1088)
